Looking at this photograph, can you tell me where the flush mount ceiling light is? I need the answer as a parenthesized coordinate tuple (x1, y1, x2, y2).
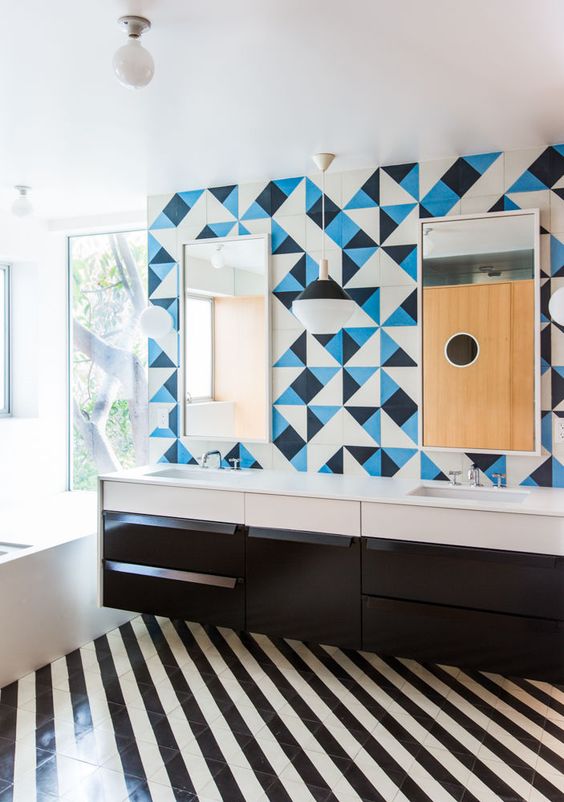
(113, 15, 154, 89)
(549, 287, 564, 325)
(210, 245, 225, 269)
(292, 153, 356, 334)
(140, 305, 173, 338)
(423, 227, 435, 256)
(12, 185, 33, 217)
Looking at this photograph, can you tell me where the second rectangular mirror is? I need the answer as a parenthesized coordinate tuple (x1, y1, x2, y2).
(421, 210, 540, 454)
(182, 235, 270, 442)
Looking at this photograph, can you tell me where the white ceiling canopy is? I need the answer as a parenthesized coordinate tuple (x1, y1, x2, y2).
(1, 0, 564, 219)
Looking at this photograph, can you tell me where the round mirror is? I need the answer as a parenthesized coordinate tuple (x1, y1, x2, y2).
(444, 332, 479, 367)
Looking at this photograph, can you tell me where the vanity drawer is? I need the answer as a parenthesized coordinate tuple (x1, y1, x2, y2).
(245, 493, 360, 536)
(362, 596, 564, 682)
(362, 538, 564, 620)
(103, 560, 244, 630)
(103, 512, 245, 576)
(102, 480, 244, 524)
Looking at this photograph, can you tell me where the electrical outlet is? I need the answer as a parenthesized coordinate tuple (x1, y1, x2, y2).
(157, 408, 169, 429)
(555, 417, 564, 444)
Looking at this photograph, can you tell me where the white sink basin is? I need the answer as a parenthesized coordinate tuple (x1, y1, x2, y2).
(147, 467, 245, 481)
(408, 484, 528, 504)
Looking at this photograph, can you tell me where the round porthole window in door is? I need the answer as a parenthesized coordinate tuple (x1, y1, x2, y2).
(444, 332, 479, 367)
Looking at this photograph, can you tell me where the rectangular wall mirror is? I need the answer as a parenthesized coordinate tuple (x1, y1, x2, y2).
(420, 210, 540, 454)
(182, 235, 270, 442)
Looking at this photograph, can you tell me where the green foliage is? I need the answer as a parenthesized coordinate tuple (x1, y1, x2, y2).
(71, 231, 147, 491)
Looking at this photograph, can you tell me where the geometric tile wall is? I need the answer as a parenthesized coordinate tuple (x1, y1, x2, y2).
(148, 144, 564, 487)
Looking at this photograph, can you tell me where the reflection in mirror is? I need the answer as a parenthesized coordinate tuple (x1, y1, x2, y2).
(183, 236, 269, 442)
(422, 212, 538, 453)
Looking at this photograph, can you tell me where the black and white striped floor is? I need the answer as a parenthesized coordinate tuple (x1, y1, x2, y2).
(0, 616, 562, 802)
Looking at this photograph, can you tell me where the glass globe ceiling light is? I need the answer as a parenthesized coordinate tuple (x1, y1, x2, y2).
(140, 305, 173, 338)
(292, 153, 356, 334)
(549, 286, 564, 326)
(211, 246, 225, 269)
(113, 15, 154, 89)
(12, 185, 33, 217)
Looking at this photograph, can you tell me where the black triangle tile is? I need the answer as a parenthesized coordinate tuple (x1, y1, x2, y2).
(343, 331, 362, 365)
(379, 208, 398, 243)
(343, 372, 361, 404)
(270, 182, 289, 215)
(382, 163, 416, 186)
(162, 194, 190, 226)
(344, 229, 377, 250)
(273, 290, 300, 311)
(197, 225, 218, 239)
(324, 447, 344, 474)
(383, 346, 417, 368)
(151, 247, 176, 264)
(345, 445, 378, 466)
(210, 185, 237, 205)
(307, 408, 325, 441)
(342, 251, 362, 286)
(346, 406, 378, 426)
(527, 457, 553, 487)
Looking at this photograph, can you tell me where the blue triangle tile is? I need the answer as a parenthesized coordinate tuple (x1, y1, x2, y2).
(551, 235, 564, 276)
(274, 386, 305, 406)
(381, 370, 401, 404)
(273, 177, 303, 197)
(290, 445, 308, 472)
(344, 327, 378, 348)
(421, 180, 460, 208)
(209, 222, 236, 238)
(344, 188, 378, 209)
(383, 447, 417, 470)
(508, 170, 549, 193)
(272, 408, 290, 439)
(306, 254, 320, 285)
(309, 366, 340, 386)
(380, 202, 418, 226)
(309, 405, 340, 426)
(401, 411, 419, 444)
(421, 452, 447, 481)
(463, 152, 501, 175)
(553, 457, 564, 487)
(343, 247, 378, 268)
(149, 211, 177, 230)
(399, 164, 419, 200)
(148, 233, 161, 261)
(345, 366, 378, 387)
(363, 449, 381, 476)
(305, 178, 322, 212)
(238, 222, 251, 235)
(222, 186, 238, 218)
(541, 412, 552, 452)
(241, 200, 270, 220)
(274, 272, 304, 293)
(178, 189, 204, 208)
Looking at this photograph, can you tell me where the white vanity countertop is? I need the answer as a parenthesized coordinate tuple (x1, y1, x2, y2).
(99, 465, 564, 518)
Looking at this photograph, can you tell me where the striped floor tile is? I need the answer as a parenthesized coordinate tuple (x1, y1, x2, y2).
(0, 616, 562, 801)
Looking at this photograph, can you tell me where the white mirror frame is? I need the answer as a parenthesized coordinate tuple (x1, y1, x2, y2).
(417, 208, 541, 456)
(179, 233, 272, 444)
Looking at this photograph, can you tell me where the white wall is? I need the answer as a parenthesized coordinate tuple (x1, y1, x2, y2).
(0, 213, 68, 502)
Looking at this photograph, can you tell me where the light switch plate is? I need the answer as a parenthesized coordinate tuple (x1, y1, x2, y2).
(156, 407, 169, 429)
(555, 417, 564, 444)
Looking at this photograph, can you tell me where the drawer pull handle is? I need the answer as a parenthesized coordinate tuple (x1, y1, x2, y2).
(103, 512, 238, 536)
(248, 527, 353, 547)
(105, 560, 238, 589)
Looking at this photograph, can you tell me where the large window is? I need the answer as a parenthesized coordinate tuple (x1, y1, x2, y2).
(0, 265, 10, 416)
(185, 295, 213, 401)
(70, 231, 147, 490)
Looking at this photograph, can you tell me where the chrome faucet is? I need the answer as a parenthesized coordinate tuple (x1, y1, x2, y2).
(201, 450, 222, 469)
(492, 472, 506, 489)
(448, 470, 462, 486)
(468, 463, 481, 487)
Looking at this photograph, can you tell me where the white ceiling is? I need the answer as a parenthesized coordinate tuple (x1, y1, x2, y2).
(423, 214, 535, 258)
(1, 0, 564, 220)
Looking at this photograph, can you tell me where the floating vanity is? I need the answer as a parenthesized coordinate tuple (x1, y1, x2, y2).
(98, 466, 564, 682)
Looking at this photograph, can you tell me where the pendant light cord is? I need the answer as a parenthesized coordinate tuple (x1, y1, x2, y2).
(321, 167, 326, 263)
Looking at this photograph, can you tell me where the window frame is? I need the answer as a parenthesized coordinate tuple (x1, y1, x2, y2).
(184, 292, 215, 403)
(0, 264, 11, 417)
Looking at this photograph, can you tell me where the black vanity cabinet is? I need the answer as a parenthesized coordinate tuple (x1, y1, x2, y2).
(102, 511, 245, 629)
(245, 526, 361, 649)
(361, 538, 564, 681)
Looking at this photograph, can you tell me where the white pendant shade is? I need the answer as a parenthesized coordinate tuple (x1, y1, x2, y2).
(549, 286, 564, 325)
(140, 305, 173, 338)
(292, 295, 356, 334)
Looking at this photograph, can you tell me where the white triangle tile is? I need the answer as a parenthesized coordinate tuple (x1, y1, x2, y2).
(309, 371, 343, 406)
(346, 330, 380, 368)
(541, 368, 552, 410)
(506, 454, 548, 487)
(343, 447, 373, 476)
(540, 233, 551, 275)
(345, 371, 380, 406)
(504, 147, 545, 190)
(275, 215, 307, 252)
(389, 454, 420, 480)
(343, 409, 378, 446)
(149, 437, 175, 462)
(381, 326, 418, 364)
(206, 190, 236, 224)
(383, 206, 419, 246)
(342, 168, 376, 207)
(380, 285, 415, 325)
(380, 170, 415, 206)
(274, 405, 307, 440)
(148, 194, 174, 227)
(550, 190, 564, 232)
(308, 408, 344, 446)
(380, 249, 416, 287)
(149, 367, 176, 396)
(272, 366, 302, 399)
(157, 331, 179, 366)
(419, 157, 458, 199)
(307, 444, 342, 473)
(380, 410, 416, 448)
(384, 366, 420, 404)
(272, 296, 303, 332)
(460, 195, 499, 215)
(506, 190, 550, 229)
(273, 329, 304, 365)
(271, 447, 300, 472)
(272, 253, 305, 287)
(240, 218, 271, 236)
(239, 181, 269, 218)
(177, 195, 206, 238)
(552, 324, 564, 365)
(151, 268, 178, 300)
(343, 248, 380, 289)
(273, 178, 305, 217)
(464, 154, 504, 198)
(345, 207, 379, 244)
(150, 228, 179, 260)
(345, 304, 380, 329)
(307, 334, 341, 367)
